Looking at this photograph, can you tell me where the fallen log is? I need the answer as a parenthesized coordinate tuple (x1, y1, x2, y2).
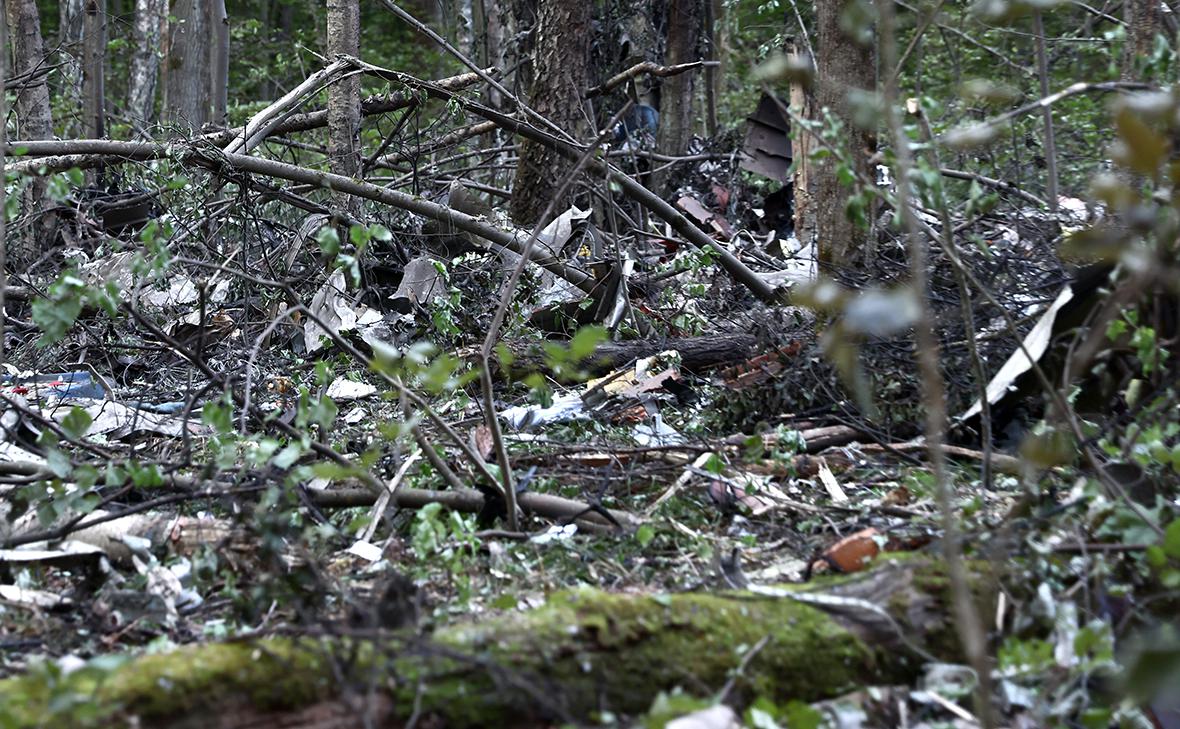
(0, 557, 990, 728)
(504, 332, 781, 376)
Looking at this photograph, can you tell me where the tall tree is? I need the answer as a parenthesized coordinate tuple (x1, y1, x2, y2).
(1122, 0, 1159, 79)
(128, 0, 167, 135)
(814, 0, 876, 269)
(509, 0, 591, 225)
(1, 9, 8, 367)
(655, 0, 704, 189)
(82, 0, 107, 139)
(58, 0, 86, 134)
(211, 0, 230, 126)
(326, 0, 361, 213)
(6, 0, 53, 143)
(6, 0, 52, 212)
(164, 0, 210, 130)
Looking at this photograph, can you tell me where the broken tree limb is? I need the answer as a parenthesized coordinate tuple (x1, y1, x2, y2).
(585, 60, 720, 98)
(0, 557, 992, 728)
(307, 485, 638, 532)
(205, 69, 486, 147)
(3, 140, 595, 294)
(224, 58, 353, 155)
(504, 332, 764, 375)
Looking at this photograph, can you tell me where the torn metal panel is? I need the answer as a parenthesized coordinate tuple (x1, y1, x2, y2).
(741, 93, 793, 182)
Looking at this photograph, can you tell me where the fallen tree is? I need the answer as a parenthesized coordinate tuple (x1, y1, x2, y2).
(0, 557, 989, 728)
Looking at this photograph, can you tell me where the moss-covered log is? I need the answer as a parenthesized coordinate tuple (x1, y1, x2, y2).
(0, 558, 987, 728)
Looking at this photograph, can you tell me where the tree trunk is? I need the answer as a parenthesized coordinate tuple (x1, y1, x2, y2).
(814, 0, 876, 270)
(5, 0, 52, 254)
(58, 0, 87, 135)
(7, 0, 53, 142)
(128, 0, 167, 135)
(791, 46, 817, 247)
(210, 0, 229, 126)
(164, 0, 210, 131)
(654, 0, 704, 190)
(82, 0, 107, 140)
(479, 0, 504, 98)
(509, 0, 591, 225)
(326, 0, 361, 213)
(1, 6, 7, 368)
(507, 0, 537, 99)
(1122, 0, 1160, 79)
(0, 558, 991, 728)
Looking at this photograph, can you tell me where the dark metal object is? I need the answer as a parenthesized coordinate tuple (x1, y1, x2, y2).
(741, 93, 793, 182)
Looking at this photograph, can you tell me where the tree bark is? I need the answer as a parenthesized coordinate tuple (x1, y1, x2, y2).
(654, 0, 704, 190)
(210, 0, 229, 126)
(505, 332, 768, 375)
(164, 0, 210, 131)
(57, 0, 86, 135)
(1122, 0, 1160, 79)
(0, 558, 991, 728)
(814, 0, 877, 270)
(791, 46, 817, 246)
(1, 3, 7, 368)
(128, 0, 167, 135)
(509, 0, 591, 225)
(326, 0, 361, 212)
(82, 0, 107, 139)
(5, 0, 52, 210)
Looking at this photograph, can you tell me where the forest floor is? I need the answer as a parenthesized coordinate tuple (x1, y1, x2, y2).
(1, 124, 1177, 728)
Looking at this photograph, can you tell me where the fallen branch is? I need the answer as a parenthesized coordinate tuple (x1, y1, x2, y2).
(202, 69, 485, 147)
(586, 60, 719, 98)
(3, 140, 595, 294)
(308, 485, 638, 532)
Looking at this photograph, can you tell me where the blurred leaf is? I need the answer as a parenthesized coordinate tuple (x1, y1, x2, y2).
(60, 407, 93, 441)
(1113, 108, 1168, 174)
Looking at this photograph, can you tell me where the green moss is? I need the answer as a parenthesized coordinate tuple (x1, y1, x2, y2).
(1, 561, 975, 728)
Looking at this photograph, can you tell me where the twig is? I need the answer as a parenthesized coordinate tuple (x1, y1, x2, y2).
(937, 81, 1153, 147)
(939, 167, 1048, 208)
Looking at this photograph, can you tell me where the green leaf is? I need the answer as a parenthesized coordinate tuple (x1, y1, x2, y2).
(490, 593, 519, 610)
(1163, 519, 1180, 560)
(636, 524, 656, 548)
(782, 700, 823, 729)
(60, 407, 93, 441)
(316, 226, 340, 256)
(273, 444, 303, 469)
(32, 292, 84, 347)
(47, 448, 72, 479)
(568, 325, 606, 361)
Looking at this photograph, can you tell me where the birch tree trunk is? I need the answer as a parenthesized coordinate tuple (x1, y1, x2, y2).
(57, 0, 86, 135)
(210, 0, 230, 127)
(128, 0, 166, 135)
(326, 0, 361, 213)
(164, 0, 210, 131)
